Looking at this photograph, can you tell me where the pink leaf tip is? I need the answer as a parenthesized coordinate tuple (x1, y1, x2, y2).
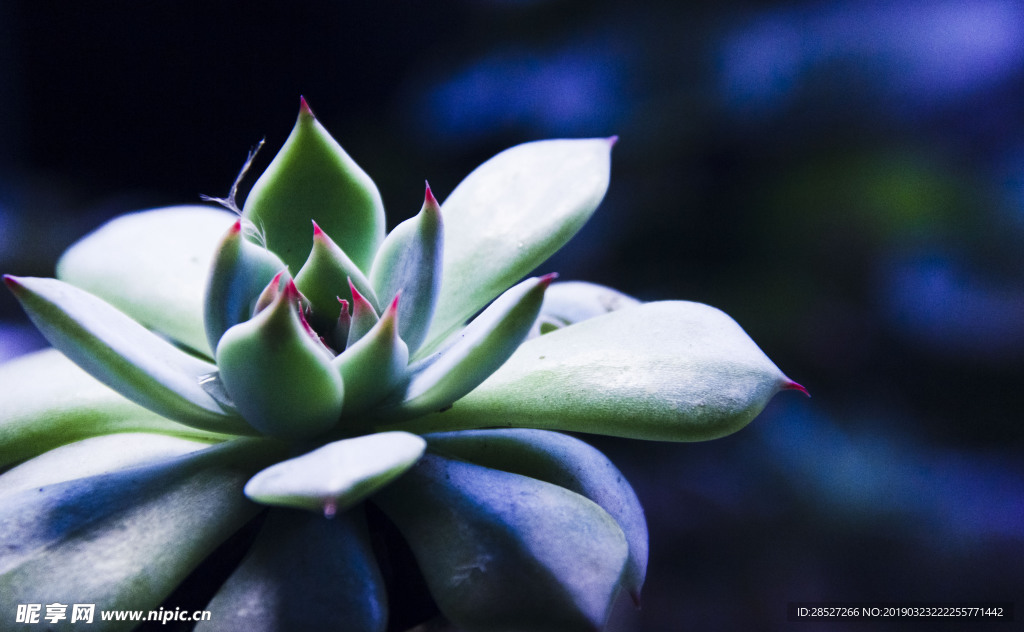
(3, 274, 22, 292)
(606, 135, 619, 147)
(783, 380, 810, 397)
(423, 181, 439, 207)
(299, 95, 315, 118)
(538, 272, 559, 288)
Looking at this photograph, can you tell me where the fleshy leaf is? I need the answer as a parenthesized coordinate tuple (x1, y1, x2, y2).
(369, 184, 443, 353)
(0, 433, 212, 498)
(529, 280, 640, 337)
(244, 432, 426, 515)
(216, 280, 345, 439)
(332, 296, 410, 418)
(56, 206, 236, 357)
(389, 301, 804, 441)
(198, 507, 387, 632)
(294, 221, 380, 334)
(426, 429, 647, 605)
(422, 138, 614, 353)
(373, 453, 628, 632)
(4, 276, 250, 435)
(0, 439, 279, 627)
(204, 220, 288, 353)
(383, 274, 554, 419)
(347, 280, 380, 347)
(242, 98, 385, 274)
(0, 349, 224, 468)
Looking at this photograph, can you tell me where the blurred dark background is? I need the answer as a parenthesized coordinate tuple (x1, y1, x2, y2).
(2, 1, 1022, 630)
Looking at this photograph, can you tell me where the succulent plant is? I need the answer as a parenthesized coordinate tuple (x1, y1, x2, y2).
(0, 98, 805, 631)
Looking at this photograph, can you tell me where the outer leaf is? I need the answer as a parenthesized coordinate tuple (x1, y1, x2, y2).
(244, 432, 426, 515)
(4, 276, 250, 435)
(0, 349, 223, 468)
(390, 301, 805, 441)
(425, 429, 648, 605)
(369, 184, 443, 353)
(199, 507, 386, 632)
(204, 220, 288, 353)
(0, 433, 211, 498)
(0, 439, 280, 631)
(242, 98, 385, 274)
(373, 454, 628, 632)
(384, 275, 553, 420)
(56, 206, 236, 357)
(422, 138, 614, 353)
(332, 296, 409, 418)
(216, 281, 345, 439)
(294, 221, 380, 333)
(529, 280, 640, 337)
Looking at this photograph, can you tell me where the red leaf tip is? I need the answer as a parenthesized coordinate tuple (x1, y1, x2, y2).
(783, 380, 810, 397)
(3, 274, 22, 291)
(538, 272, 559, 288)
(299, 95, 315, 118)
(311, 220, 325, 238)
(423, 181, 439, 208)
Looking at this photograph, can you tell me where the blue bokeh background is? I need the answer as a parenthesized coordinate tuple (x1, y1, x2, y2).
(2, 1, 1022, 630)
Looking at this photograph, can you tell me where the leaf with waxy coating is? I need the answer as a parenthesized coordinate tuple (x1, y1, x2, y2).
(529, 280, 640, 337)
(204, 221, 288, 353)
(0, 433, 212, 498)
(373, 454, 628, 632)
(394, 301, 805, 441)
(242, 98, 385, 274)
(384, 274, 554, 420)
(56, 206, 235, 357)
(244, 432, 426, 515)
(333, 296, 409, 418)
(3, 276, 250, 435)
(422, 138, 614, 353)
(198, 507, 387, 632)
(295, 221, 379, 333)
(426, 428, 648, 605)
(369, 184, 443, 353)
(0, 439, 279, 630)
(216, 281, 344, 439)
(0, 349, 223, 468)
(346, 281, 379, 347)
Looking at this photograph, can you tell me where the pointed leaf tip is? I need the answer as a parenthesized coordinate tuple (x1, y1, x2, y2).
(424, 181, 439, 207)
(539, 272, 559, 287)
(607, 135, 619, 147)
(299, 95, 314, 117)
(3, 274, 21, 291)
(783, 380, 810, 397)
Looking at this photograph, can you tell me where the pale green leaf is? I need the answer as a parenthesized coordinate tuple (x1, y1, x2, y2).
(242, 99, 385, 274)
(529, 280, 640, 337)
(4, 277, 251, 435)
(0, 349, 225, 468)
(216, 280, 344, 439)
(422, 138, 614, 353)
(294, 221, 379, 334)
(373, 453, 627, 632)
(0, 439, 280, 630)
(0, 433, 212, 498)
(332, 298, 409, 418)
(56, 206, 236, 357)
(391, 301, 804, 441)
(426, 428, 648, 604)
(199, 507, 386, 632)
(244, 432, 425, 515)
(384, 275, 553, 419)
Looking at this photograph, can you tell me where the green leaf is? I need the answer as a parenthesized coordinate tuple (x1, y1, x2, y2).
(422, 138, 614, 353)
(0, 439, 279, 630)
(369, 184, 443, 353)
(384, 275, 553, 420)
(425, 428, 647, 605)
(391, 301, 805, 441)
(199, 507, 386, 632)
(530, 280, 640, 337)
(4, 276, 251, 435)
(204, 220, 288, 353)
(0, 349, 224, 468)
(332, 297, 409, 418)
(244, 432, 425, 515)
(373, 454, 628, 632)
(294, 221, 380, 333)
(56, 206, 236, 357)
(0, 433, 212, 498)
(242, 98, 385, 274)
(347, 281, 380, 347)
(216, 280, 345, 439)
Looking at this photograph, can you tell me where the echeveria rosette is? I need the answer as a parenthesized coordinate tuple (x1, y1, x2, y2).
(0, 99, 805, 632)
